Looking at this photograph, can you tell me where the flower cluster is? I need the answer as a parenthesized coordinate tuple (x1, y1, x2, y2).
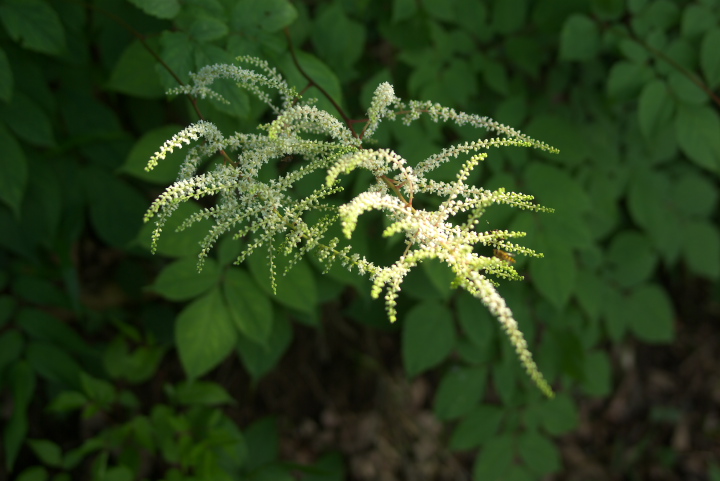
(145, 57, 558, 397)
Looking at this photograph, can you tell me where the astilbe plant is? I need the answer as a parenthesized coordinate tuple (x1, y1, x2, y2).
(144, 56, 559, 397)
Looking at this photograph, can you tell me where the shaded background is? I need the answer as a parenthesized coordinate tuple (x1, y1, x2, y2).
(0, 0, 719, 480)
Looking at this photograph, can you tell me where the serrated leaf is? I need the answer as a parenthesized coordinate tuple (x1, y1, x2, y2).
(701, 28, 720, 89)
(151, 257, 220, 301)
(402, 302, 456, 377)
(231, 0, 297, 33)
(518, 431, 561, 476)
(675, 104, 720, 173)
(449, 404, 503, 451)
(0, 125, 27, 217)
(472, 434, 514, 481)
(0, 0, 66, 55)
(223, 267, 273, 345)
(121, 124, 187, 184)
(311, 4, 365, 74)
(175, 287, 237, 379)
(638, 79, 674, 139)
(157, 32, 194, 89)
(127, 0, 180, 19)
(626, 284, 675, 342)
(682, 221, 720, 279)
(434, 366, 487, 420)
(560, 14, 599, 61)
(248, 253, 318, 314)
(107, 39, 165, 98)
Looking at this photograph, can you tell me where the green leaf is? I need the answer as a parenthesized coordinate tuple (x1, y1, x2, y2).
(236, 312, 292, 382)
(402, 301, 456, 377)
(574, 268, 603, 321)
(524, 162, 590, 214)
(606, 230, 657, 288)
(675, 104, 720, 173)
(248, 253, 318, 314)
(683, 220, 720, 279)
(591, 0, 625, 20)
(231, 0, 297, 33)
(151, 257, 220, 301)
(492, 0, 527, 35)
(107, 39, 165, 99)
(607, 61, 654, 99)
(82, 166, 147, 247)
(668, 72, 707, 105)
(157, 32, 194, 89)
(0, 47, 12, 102)
(581, 350, 612, 397)
(472, 434, 514, 481)
(392, 0, 417, 22)
(518, 430, 561, 476)
(434, 366, 488, 421)
(701, 28, 720, 89)
(539, 392, 578, 435)
(626, 284, 675, 343)
(175, 287, 237, 379)
(0, 0, 66, 55)
(449, 404, 503, 451)
(16, 466, 48, 481)
(638, 79, 674, 139)
(0, 125, 27, 216)
(223, 267, 273, 345)
(127, 0, 180, 19)
(530, 231, 576, 310)
(4, 361, 35, 471)
(602, 284, 628, 341)
(456, 292, 495, 352)
(559, 14, 600, 61)
(26, 341, 81, 388)
(28, 439, 63, 468)
(279, 51, 344, 115)
(0, 92, 54, 147)
(672, 170, 718, 218)
(171, 381, 234, 406)
(244, 417, 279, 471)
(524, 113, 589, 165)
(311, 4, 365, 74)
(0, 330, 24, 375)
(680, 4, 715, 38)
(187, 12, 229, 42)
(17, 309, 93, 360)
(79, 372, 115, 406)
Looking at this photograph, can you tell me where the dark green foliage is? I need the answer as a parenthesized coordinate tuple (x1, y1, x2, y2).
(0, 0, 718, 479)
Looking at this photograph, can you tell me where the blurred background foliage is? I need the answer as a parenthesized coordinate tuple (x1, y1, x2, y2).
(1, 0, 719, 480)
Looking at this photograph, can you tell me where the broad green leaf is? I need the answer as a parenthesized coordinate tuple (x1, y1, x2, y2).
(682, 221, 720, 279)
(5, 361, 35, 471)
(518, 431, 561, 476)
(481, 58, 510, 96)
(675, 104, 720, 173)
(574, 268, 603, 321)
(127, 0, 180, 19)
(193, 44, 250, 119)
(0, 92, 54, 147)
(187, 12, 229, 42)
(607, 61, 654, 99)
(392, 0, 417, 22)
(582, 350, 612, 397)
(492, 0, 527, 34)
(591, 0, 625, 20)
(231, 0, 297, 33)
(151, 257, 220, 301)
(139, 201, 214, 258)
(559, 14, 599, 61)
(0, 0, 66, 55)
(456, 291, 495, 352)
(524, 113, 589, 165)
(157, 32, 194, 89)
(539, 392, 578, 435)
(47, 391, 87, 413)
(472, 434, 514, 481)
(672, 170, 718, 218)
(79, 372, 115, 406)
(27, 439, 62, 468)
(223, 267, 273, 345)
(668, 72, 707, 105)
(680, 4, 715, 38)
(492, 354, 519, 404)
(107, 39, 165, 99)
(701, 28, 720, 89)
(402, 301, 456, 377)
(16, 309, 93, 360)
(236, 312, 292, 382)
(121, 125, 188, 184)
(103, 338, 165, 383)
(530, 231, 576, 310)
(0, 125, 27, 216)
(243, 417, 279, 471)
(626, 284, 675, 342)
(26, 342, 81, 388)
(524, 162, 590, 214)
(449, 404, 503, 451)
(638, 79, 674, 139)
(607, 230, 657, 288)
(248, 253, 318, 314)
(0, 47, 12, 101)
(434, 366, 487, 420)
(171, 381, 234, 406)
(82, 166, 147, 247)
(279, 51, 344, 116)
(175, 287, 237, 379)
(602, 284, 628, 341)
(311, 4, 365, 74)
